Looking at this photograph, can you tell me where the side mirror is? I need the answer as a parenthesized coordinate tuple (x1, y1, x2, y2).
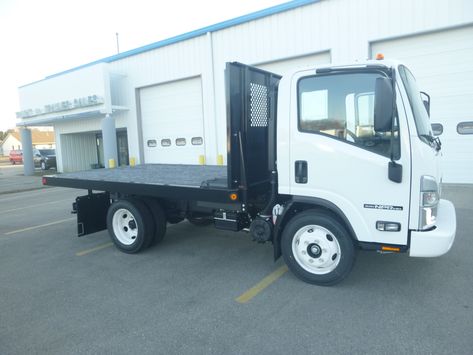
(420, 91, 430, 116)
(374, 77, 394, 132)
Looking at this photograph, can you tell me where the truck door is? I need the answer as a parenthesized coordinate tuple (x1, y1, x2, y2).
(289, 68, 411, 246)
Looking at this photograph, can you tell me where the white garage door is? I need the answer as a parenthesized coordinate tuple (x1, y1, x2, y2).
(257, 51, 331, 75)
(140, 77, 205, 164)
(372, 26, 473, 183)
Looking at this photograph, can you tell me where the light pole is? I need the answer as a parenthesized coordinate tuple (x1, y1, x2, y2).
(116, 32, 120, 54)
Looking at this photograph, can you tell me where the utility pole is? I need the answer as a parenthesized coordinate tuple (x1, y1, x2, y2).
(116, 32, 120, 54)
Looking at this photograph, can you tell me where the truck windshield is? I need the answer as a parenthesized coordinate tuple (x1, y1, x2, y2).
(398, 65, 433, 145)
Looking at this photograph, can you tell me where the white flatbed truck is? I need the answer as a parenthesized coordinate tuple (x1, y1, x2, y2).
(43, 60, 456, 285)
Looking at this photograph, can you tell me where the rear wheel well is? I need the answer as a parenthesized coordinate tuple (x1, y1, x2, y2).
(274, 201, 358, 259)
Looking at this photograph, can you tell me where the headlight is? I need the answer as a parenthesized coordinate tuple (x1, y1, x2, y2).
(419, 176, 438, 230)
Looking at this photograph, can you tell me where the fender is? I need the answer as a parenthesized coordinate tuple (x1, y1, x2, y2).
(273, 196, 358, 260)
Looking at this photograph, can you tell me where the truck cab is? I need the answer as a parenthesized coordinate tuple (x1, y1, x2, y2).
(273, 59, 456, 284)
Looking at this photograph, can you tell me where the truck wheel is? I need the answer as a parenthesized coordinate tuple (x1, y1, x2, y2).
(187, 216, 213, 226)
(107, 199, 155, 253)
(281, 211, 356, 286)
(142, 198, 167, 246)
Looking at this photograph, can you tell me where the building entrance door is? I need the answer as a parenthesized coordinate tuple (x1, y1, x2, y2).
(117, 130, 129, 166)
(95, 129, 128, 167)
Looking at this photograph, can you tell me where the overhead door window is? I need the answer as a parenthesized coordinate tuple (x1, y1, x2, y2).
(457, 121, 473, 135)
(431, 123, 443, 136)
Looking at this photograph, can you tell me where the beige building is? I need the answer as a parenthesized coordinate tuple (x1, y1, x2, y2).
(1, 129, 55, 156)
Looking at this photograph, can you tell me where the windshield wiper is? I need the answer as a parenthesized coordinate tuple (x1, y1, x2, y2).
(419, 134, 441, 151)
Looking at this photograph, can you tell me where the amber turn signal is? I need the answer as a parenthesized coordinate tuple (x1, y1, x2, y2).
(381, 246, 400, 252)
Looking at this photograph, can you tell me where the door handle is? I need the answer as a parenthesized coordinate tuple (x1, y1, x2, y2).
(295, 160, 308, 184)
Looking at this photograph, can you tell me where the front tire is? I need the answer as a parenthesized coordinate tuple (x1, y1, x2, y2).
(281, 210, 356, 286)
(107, 199, 155, 253)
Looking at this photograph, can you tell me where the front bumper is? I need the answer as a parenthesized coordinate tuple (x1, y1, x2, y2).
(409, 199, 456, 257)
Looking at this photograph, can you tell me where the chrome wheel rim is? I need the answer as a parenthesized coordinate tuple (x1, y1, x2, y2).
(292, 225, 341, 275)
(112, 208, 138, 245)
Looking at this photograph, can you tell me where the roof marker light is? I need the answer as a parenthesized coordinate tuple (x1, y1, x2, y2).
(376, 53, 385, 60)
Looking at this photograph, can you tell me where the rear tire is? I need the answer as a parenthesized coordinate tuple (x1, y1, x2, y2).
(142, 198, 167, 246)
(107, 198, 155, 254)
(281, 210, 356, 286)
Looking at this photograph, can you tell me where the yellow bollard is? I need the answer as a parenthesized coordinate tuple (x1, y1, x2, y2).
(198, 155, 206, 165)
(108, 159, 116, 168)
(129, 157, 136, 167)
(217, 154, 224, 166)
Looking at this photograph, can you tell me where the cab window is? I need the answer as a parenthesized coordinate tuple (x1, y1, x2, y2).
(298, 72, 399, 159)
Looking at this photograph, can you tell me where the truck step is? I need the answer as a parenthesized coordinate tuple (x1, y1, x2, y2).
(214, 211, 250, 231)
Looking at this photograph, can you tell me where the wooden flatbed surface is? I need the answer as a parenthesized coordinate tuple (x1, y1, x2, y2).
(48, 164, 228, 188)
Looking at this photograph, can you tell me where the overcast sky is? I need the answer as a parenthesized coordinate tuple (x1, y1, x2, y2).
(0, 0, 287, 132)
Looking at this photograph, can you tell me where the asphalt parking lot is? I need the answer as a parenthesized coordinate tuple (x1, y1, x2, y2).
(0, 185, 472, 354)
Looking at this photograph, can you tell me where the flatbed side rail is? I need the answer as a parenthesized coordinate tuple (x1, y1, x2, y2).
(42, 175, 241, 204)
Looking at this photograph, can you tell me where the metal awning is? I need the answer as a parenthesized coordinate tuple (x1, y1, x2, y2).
(16, 106, 128, 127)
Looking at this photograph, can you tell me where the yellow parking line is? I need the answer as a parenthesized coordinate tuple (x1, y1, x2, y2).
(4, 217, 75, 236)
(0, 198, 71, 214)
(76, 242, 114, 256)
(235, 265, 289, 304)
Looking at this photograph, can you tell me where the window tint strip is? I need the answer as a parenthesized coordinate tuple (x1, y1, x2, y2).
(457, 121, 473, 135)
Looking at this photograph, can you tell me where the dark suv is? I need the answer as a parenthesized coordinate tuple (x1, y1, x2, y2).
(34, 149, 56, 170)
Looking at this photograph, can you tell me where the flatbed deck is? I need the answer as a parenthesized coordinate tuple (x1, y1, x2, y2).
(43, 164, 238, 203)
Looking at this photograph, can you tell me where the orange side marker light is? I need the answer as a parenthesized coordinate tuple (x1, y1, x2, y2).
(381, 246, 400, 252)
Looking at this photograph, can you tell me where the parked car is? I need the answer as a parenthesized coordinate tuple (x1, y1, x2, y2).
(9, 150, 23, 165)
(34, 149, 56, 170)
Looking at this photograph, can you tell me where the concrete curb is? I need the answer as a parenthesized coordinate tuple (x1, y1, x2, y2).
(0, 186, 50, 196)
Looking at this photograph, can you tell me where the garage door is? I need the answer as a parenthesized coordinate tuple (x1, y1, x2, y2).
(371, 26, 473, 183)
(257, 51, 331, 75)
(140, 77, 205, 164)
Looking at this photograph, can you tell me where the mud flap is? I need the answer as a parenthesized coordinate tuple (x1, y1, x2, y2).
(73, 192, 111, 237)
